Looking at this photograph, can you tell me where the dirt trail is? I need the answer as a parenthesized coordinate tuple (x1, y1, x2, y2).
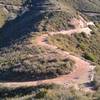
(0, 33, 95, 89)
(35, 34, 95, 85)
(0, 17, 96, 90)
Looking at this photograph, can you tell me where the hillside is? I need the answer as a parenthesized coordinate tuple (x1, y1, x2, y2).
(0, 0, 100, 47)
(0, 0, 75, 28)
(0, 0, 100, 100)
(0, 0, 100, 29)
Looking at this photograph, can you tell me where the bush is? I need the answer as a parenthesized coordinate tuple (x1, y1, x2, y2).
(83, 53, 96, 62)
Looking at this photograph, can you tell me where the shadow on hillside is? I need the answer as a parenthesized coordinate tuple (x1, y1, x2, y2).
(0, 69, 57, 82)
(0, 0, 47, 47)
(0, 84, 51, 99)
(0, 86, 35, 98)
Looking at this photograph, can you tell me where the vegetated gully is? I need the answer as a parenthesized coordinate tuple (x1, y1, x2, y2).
(0, 17, 96, 90)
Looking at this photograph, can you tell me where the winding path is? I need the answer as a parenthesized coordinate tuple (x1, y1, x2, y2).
(0, 18, 96, 91)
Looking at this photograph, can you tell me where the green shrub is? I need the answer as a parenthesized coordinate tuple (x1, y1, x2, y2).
(83, 53, 96, 62)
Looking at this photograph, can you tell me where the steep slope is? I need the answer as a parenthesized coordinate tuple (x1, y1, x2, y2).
(0, 0, 24, 27)
(0, 0, 100, 28)
(0, 0, 77, 30)
(65, 0, 100, 12)
(0, 0, 100, 32)
(0, 0, 99, 53)
(0, 1, 100, 99)
(0, 0, 75, 46)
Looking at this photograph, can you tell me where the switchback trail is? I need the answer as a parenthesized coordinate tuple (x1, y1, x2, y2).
(0, 17, 96, 91)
